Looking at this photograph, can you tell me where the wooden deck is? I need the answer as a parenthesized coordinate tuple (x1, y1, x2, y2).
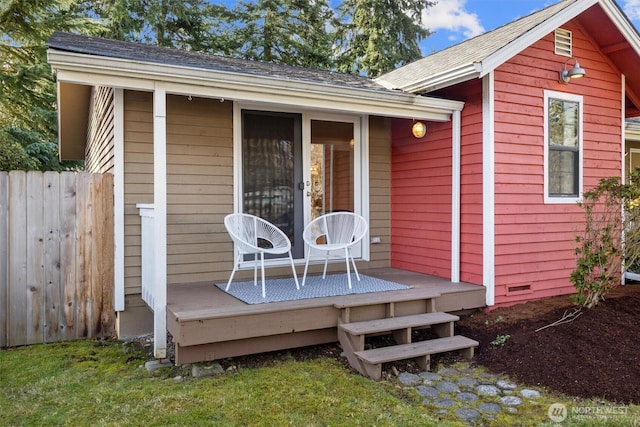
(167, 268, 486, 364)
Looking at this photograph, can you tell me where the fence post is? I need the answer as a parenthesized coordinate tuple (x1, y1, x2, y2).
(26, 171, 45, 345)
(60, 172, 78, 341)
(8, 171, 27, 346)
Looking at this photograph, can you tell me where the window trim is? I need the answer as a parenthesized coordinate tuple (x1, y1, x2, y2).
(543, 90, 583, 204)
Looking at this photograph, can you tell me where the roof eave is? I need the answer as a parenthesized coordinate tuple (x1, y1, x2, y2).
(47, 49, 464, 121)
(378, 63, 482, 94)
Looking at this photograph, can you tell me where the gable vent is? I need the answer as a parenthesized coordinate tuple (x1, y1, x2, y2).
(555, 28, 572, 56)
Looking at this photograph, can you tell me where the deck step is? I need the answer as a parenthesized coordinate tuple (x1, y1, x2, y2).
(353, 335, 478, 381)
(356, 335, 478, 364)
(333, 288, 440, 309)
(339, 312, 459, 336)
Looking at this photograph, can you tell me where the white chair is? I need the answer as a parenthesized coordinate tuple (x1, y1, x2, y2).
(302, 212, 368, 289)
(224, 213, 299, 298)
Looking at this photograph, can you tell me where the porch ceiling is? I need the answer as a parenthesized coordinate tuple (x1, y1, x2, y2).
(57, 81, 90, 160)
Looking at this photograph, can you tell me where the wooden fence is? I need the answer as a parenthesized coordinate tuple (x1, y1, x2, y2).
(0, 171, 115, 347)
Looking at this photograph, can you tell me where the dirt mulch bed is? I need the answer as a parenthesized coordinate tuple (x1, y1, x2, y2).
(456, 284, 640, 404)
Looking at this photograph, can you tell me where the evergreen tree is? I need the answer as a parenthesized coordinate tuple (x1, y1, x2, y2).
(335, 0, 434, 77)
(130, 0, 216, 50)
(79, 0, 145, 41)
(229, 0, 337, 69)
(0, 0, 96, 171)
(86, 0, 237, 53)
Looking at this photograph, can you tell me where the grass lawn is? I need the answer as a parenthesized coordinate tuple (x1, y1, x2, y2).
(1, 340, 638, 426)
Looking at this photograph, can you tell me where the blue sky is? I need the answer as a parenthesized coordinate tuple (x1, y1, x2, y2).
(420, 0, 640, 53)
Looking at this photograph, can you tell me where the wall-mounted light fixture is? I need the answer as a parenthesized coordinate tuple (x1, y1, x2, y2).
(559, 57, 586, 83)
(412, 121, 427, 138)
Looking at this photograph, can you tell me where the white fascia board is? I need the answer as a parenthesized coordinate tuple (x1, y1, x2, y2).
(54, 69, 155, 92)
(398, 63, 481, 94)
(48, 50, 464, 122)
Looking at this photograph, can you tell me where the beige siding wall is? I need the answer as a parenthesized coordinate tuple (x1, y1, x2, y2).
(123, 92, 234, 294)
(165, 95, 234, 284)
(123, 91, 153, 294)
(367, 116, 392, 268)
(85, 86, 115, 173)
(122, 94, 391, 294)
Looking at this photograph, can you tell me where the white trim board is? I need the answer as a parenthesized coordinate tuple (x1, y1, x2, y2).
(113, 88, 125, 311)
(482, 73, 496, 306)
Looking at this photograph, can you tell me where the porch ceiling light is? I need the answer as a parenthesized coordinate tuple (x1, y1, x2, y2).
(412, 121, 427, 138)
(559, 57, 586, 84)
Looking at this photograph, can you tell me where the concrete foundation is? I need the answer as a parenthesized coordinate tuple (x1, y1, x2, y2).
(116, 296, 154, 338)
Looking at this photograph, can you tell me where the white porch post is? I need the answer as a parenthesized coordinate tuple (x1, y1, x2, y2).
(153, 84, 167, 358)
(482, 73, 496, 306)
(113, 88, 125, 311)
(451, 110, 461, 283)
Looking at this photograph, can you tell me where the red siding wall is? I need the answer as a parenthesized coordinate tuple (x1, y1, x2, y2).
(390, 118, 453, 278)
(457, 80, 484, 285)
(390, 79, 485, 285)
(492, 21, 622, 305)
(390, 20, 624, 306)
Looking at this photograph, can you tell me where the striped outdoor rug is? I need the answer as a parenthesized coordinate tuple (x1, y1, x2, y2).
(217, 273, 410, 304)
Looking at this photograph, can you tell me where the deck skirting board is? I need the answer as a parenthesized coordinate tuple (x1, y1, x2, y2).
(174, 328, 337, 364)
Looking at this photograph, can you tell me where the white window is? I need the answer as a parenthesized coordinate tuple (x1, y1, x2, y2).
(544, 90, 583, 204)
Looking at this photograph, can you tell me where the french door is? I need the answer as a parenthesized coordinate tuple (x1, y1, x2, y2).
(239, 109, 361, 261)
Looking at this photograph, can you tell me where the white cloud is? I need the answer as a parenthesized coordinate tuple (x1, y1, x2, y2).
(623, 0, 640, 21)
(422, 0, 485, 40)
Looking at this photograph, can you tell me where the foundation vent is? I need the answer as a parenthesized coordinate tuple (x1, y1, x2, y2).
(507, 284, 532, 295)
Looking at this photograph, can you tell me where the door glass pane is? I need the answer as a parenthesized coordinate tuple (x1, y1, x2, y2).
(310, 120, 354, 220)
(242, 111, 302, 254)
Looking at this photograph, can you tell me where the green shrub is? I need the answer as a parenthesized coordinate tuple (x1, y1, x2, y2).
(571, 170, 640, 308)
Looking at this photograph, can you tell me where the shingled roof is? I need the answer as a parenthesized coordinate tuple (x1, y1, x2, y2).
(47, 31, 391, 94)
(376, 0, 578, 92)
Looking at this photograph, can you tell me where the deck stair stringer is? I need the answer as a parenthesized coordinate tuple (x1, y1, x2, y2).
(336, 296, 478, 381)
